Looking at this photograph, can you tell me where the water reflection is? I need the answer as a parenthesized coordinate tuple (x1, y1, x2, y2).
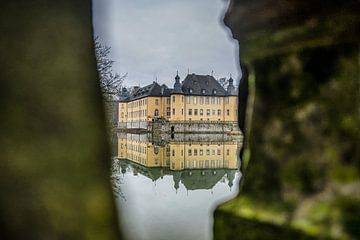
(112, 133, 242, 240)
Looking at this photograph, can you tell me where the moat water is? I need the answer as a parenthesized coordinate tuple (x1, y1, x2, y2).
(111, 133, 242, 240)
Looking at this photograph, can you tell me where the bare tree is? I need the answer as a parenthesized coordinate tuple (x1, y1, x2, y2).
(94, 36, 127, 101)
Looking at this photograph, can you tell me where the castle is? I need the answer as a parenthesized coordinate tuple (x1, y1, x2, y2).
(117, 133, 241, 191)
(118, 73, 238, 132)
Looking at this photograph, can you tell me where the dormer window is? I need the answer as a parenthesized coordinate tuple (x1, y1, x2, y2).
(201, 89, 206, 94)
(189, 88, 193, 93)
(213, 89, 217, 94)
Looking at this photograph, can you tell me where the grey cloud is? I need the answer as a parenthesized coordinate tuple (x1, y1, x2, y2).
(93, 0, 240, 87)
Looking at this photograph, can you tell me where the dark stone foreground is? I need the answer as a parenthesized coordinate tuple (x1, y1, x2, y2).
(215, 0, 360, 239)
(0, 1, 121, 239)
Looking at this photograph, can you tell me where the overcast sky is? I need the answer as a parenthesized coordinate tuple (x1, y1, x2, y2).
(92, 0, 240, 88)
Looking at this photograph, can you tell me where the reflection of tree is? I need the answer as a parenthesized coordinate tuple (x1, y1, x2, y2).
(110, 158, 126, 200)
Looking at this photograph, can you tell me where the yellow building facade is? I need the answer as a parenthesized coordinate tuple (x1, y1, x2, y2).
(118, 74, 238, 128)
(118, 134, 240, 171)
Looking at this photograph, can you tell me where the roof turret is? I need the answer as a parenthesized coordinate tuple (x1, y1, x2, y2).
(226, 76, 237, 96)
(173, 71, 183, 93)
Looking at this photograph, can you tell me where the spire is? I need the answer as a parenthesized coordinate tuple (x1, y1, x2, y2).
(227, 74, 236, 95)
(173, 71, 183, 93)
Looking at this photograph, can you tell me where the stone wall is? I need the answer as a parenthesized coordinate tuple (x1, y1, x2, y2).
(0, 1, 121, 239)
(119, 120, 241, 134)
(152, 121, 240, 133)
(215, 1, 360, 239)
(123, 121, 148, 129)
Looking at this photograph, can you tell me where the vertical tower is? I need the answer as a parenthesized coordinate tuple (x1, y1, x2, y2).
(225, 76, 238, 122)
(170, 72, 185, 121)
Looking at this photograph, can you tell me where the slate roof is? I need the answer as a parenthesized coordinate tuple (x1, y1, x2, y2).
(119, 73, 235, 102)
(120, 82, 171, 102)
(181, 74, 227, 96)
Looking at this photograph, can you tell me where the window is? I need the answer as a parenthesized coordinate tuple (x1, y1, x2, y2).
(206, 109, 210, 116)
(155, 99, 159, 105)
(200, 109, 203, 116)
(226, 97, 229, 104)
(218, 109, 221, 116)
(189, 88, 193, 93)
(154, 109, 159, 117)
(206, 149, 210, 155)
(206, 97, 209, 104)
(194, 149, 198, 156)
(185, 160, 190, 168)
(188, 109, 192, 115)
(212, 149, 215, 155)
(172, 96, 175, 103)
(227, 149, 230, 155)
(167, 98, 171, 104)
(205, 160, 209, 168)
(167, 107, 171, 116)
(212, 109, 215, 115)
(217, 97, 221, 104)
(172, 149, 175, 156)
(172, 108, 175, 115)
(213, 89, 217, 94)
(199, 149, 203, 156)
(181, 108, 184, 115)
(193, 160, 197, 168)
(211, 160, 215, 168)
(121, 104, 124, 109)
(200, 97, 204, 104)
(194, 109, 198, 116)
(186, 96, 190, 104)
(227, 109, 230, 116)
(121, 112, 124, 118)
(201, 89, 206, 94)
(188, 149, 192, 156)
(200, 160, 204, 168)
(212, 97, 215, 104)
(194, 96, 197, 104)
(182, 96, 184, 103)
(217, 149, 221, 155)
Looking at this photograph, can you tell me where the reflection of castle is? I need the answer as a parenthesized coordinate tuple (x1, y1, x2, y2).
(118, 133, 241, 171)
(117, 133, 241, 191)
(118, 160, 237, 191)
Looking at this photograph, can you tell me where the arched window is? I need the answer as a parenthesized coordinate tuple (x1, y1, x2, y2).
(154, 146, 159, 155)
(154, 109, 159, 117)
